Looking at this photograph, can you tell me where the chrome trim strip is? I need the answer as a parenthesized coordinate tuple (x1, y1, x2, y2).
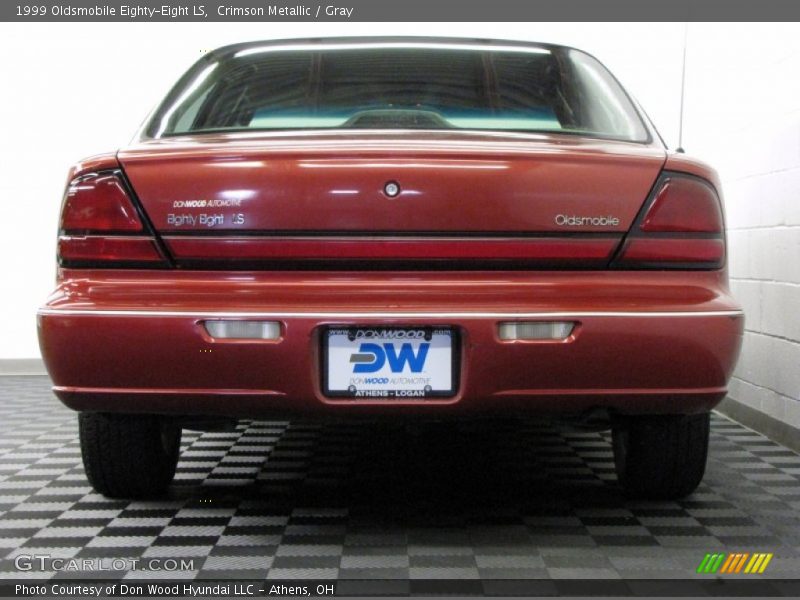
(38, 308, 744, 319)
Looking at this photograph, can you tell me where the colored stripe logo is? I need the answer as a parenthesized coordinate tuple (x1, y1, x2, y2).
(697, 552, 773, 574)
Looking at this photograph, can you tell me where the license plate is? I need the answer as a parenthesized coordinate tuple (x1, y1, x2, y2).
(323, 327, 457, 398)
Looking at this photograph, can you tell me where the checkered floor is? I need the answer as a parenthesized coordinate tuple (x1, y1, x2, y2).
(0, 376, 799, 582)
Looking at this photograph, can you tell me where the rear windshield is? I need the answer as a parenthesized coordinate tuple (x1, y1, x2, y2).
(147, 42, 649, 143)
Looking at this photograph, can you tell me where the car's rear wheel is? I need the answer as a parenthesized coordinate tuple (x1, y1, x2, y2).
(78, 412, 181, 498)
(612, 413, 710, 499)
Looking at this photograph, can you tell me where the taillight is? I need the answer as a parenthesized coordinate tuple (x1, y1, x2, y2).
(58, 171, 165, 267)
(612, 172, 725, 269)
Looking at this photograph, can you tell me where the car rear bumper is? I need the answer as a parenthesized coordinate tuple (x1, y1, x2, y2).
(38, 269, 743, 418)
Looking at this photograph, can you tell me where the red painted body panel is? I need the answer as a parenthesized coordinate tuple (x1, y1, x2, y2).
(41, 125, 742, 419)
(38, 269, 743, 418)
(663, 153, 723, 190)
(66, 152, 120, 181)
(118, 132, 666, 235)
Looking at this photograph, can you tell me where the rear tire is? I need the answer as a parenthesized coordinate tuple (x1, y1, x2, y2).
(79, 412, 181, 498)
(612, 413, 710, 499)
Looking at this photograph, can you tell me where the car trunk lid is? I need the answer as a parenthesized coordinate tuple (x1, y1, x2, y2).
(118, 131, 666, 268)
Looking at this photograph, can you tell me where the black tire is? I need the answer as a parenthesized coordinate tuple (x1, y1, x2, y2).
(612, 413, 710, 499)
(79, 412, 181, 498)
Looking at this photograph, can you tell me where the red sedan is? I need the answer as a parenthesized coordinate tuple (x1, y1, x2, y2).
(37, 38, 743, 499)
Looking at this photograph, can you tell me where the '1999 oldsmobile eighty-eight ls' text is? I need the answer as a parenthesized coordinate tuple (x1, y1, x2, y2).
(37, 38, 743, 499)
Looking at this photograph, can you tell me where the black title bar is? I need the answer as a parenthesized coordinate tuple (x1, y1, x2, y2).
(4, 0, 800, 22)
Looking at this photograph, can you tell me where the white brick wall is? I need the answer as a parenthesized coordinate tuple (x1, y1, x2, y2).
(683, 23, 800, 429)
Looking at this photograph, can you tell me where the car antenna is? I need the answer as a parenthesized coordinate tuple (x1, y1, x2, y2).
(676, 23, 688, 154)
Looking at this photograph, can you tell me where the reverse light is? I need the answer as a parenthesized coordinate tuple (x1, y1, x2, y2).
(57, 170, 165, 267)
(498, 321, 575, 341)
(613, 173, 725, 269)
(204, 320, 282, 340)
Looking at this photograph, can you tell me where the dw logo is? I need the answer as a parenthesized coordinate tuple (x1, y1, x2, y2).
(350, 343, 429, 373)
